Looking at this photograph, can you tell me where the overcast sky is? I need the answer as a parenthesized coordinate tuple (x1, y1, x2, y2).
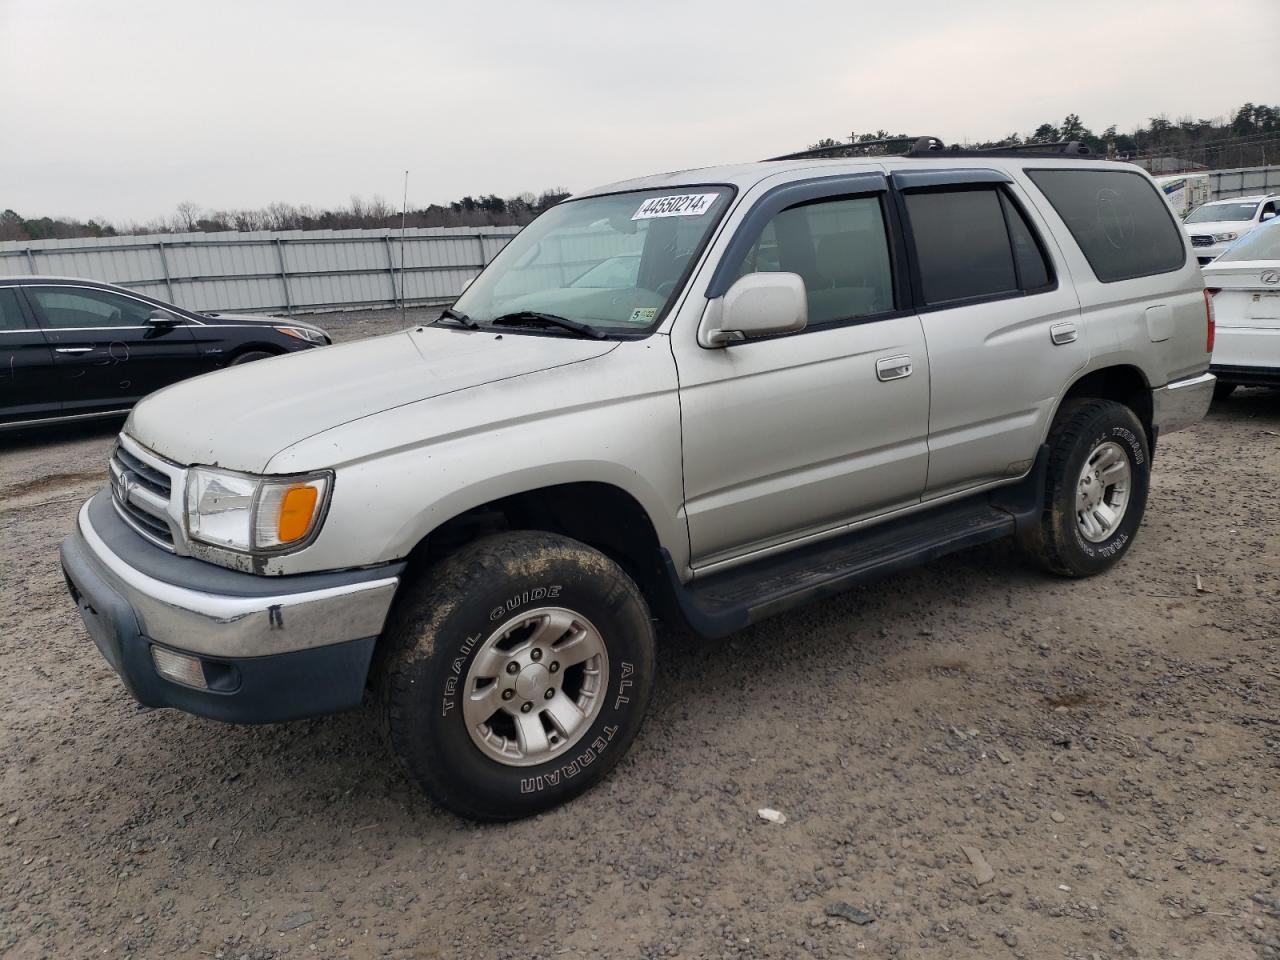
(2, 0, 1276, 224)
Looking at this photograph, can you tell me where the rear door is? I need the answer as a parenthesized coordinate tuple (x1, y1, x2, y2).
(0, 285, 60, 426)
(893, 171, 1087, 498)
(25, 284, 200, 415)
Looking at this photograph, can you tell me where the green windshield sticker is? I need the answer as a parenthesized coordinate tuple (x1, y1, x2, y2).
(628, 307, 658, 323)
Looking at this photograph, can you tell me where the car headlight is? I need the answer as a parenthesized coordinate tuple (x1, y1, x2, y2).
(185, 467, 332, 553)
(1211, 232, 1238, 243)
(274, 325, 329, 344)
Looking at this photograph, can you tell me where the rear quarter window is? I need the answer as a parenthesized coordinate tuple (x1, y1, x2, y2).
(1026, 168, 1186, 282)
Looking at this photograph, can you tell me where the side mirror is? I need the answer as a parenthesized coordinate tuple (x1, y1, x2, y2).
(147, 309, 178, 325)
(701, 272, 808, 347)
(1262, 211, 1276, 222)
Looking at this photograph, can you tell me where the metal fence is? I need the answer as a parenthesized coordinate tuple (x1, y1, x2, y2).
(1206, 165, 1280, 201)
(0, 226, 522, 315)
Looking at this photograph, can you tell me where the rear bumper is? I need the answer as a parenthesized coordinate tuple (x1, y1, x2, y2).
(1151, 371, 1215, 434)
(61, 492, 403, 723)
(1210, 363, 1280, 388)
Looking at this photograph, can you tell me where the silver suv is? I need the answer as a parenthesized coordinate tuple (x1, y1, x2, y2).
(61, 140, 1215, 820)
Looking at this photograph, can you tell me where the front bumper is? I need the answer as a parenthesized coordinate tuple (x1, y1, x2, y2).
(1151, 371, 1215, 434)
(61, 491, 404, 723)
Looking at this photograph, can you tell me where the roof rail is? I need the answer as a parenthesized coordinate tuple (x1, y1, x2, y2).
(960, 140, 1095, 157)
(765, 138, 1101, 162)
(766, 136, 945, 161)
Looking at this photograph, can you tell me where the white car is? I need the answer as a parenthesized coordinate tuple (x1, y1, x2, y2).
(1204, 217, 1280, 398)
(1184, 194, 1279, 265)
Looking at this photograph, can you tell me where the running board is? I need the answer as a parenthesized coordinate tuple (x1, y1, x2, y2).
(662, 448, 1047, 639)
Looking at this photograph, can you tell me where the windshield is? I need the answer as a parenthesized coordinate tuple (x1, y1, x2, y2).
(452, 186, 733, 335)
(1186, 201, 1258, 224)
(1218, 218, 1280, 262)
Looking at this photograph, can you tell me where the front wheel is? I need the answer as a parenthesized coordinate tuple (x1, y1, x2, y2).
(378, 532, 655, 821)
(1019, 399, 1150, 578)
(228, 350, 275, 366)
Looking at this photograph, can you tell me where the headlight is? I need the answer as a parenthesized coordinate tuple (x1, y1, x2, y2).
(186, 467, 331, 553)
(274, 325, 328, 344)
(1212, 232, 1238, 242)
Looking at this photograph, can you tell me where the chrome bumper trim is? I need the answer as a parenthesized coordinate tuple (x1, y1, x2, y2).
(75, 501, 399, 659)
(1152, 371, 1215, 435)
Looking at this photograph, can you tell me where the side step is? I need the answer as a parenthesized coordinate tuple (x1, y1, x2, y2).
(661, 449, 1046, 639)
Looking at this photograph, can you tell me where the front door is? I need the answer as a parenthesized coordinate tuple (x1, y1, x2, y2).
(0, 285, 60, 426)
(24, 284, 200, 415)
(674, 186, 930, 569)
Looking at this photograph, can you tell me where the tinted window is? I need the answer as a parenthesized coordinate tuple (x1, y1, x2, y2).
(736, 195, 894, 325)
(1027, 169, 1185, 282)
(1000, 192, 1052, 291)
(0, 288, 28, 330)
(904, 188, 1017, 304)
(28, 287, 157, 328)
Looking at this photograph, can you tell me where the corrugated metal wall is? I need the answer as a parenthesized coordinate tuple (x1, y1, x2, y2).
(1208, 165, 1280, 201)
(0, 226, 522, 315)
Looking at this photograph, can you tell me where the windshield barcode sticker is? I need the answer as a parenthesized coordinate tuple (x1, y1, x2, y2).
(631, 193, 718, 220)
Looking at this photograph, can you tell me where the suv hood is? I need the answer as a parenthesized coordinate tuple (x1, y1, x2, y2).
(127, 327, 616, 471)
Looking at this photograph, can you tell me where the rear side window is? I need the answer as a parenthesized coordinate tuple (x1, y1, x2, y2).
(903, 187, 1053, 306)
(0, 288, 28, 330)
(1026, 169, 1185, 282)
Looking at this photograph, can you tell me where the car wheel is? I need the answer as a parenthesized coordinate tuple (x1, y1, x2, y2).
(228, 350, 275, 366)
(378, 531, 656, 821)
(1019, 399, 1150, 578)
(1212, 382, 1237, 402)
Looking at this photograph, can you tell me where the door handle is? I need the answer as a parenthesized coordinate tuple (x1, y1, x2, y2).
(875, 355, 913, 381)
(54, 347, 94, 354)
(1050, 322, 1078, 345)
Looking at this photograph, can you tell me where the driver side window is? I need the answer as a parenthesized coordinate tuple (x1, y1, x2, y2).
(735, 195, 895, 326)
(28, 287, 156, 329)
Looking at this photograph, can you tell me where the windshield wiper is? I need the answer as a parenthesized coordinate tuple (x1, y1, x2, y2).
(436, 306, 480, 330)
(490, 311, 607, 340)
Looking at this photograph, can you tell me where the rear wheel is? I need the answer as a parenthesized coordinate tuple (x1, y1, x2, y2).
(378, 531, 655, 821)
(1019, 399, 1150, 577)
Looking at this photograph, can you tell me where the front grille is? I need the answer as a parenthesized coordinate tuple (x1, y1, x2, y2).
(109, 437, 180, 551)
(1191, 235, 1214, 247)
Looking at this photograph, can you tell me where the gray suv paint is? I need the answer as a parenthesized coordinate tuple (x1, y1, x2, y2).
(61, 153, 1215, 820)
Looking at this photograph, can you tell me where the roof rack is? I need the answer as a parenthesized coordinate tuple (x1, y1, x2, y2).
(765, 138, 1099, 162)
(766, 136, 944, 161)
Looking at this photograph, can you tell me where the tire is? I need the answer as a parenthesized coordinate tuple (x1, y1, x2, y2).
(228, 350, 274, 366)
(1212, 381, 1237, 402)
(1019, 399, 1150, 578)
(378, 531, 656, 821)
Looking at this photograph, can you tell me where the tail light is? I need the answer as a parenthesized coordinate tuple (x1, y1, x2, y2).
(1204, 287, 1218, 353)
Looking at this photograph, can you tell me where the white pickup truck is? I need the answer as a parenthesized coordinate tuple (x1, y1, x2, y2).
(62, 139, 1215, 820)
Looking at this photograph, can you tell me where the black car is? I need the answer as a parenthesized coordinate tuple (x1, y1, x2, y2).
(0, 276, 330, 431)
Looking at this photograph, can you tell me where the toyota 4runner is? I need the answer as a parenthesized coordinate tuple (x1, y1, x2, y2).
(61, 139, 1216, 820)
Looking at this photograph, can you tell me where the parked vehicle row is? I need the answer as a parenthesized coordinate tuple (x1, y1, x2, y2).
(0, 277, 329, 430)
(60, 141, 1216, 820)
(1183, 194, 1278, 265)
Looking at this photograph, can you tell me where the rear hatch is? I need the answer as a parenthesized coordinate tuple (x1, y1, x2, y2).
(1203, 262, 1280, 368)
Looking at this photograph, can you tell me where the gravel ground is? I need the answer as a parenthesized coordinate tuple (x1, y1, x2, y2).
(1, 306, 1277, 959)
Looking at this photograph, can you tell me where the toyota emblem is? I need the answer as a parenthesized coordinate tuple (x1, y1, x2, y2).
(116, 470, 134, 504)
(1262, 270, 1280, 285)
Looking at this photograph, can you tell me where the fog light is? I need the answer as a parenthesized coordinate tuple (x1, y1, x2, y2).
(151, 646, 208, 689)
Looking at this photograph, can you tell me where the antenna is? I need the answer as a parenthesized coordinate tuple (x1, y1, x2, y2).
(399, 169, 409, 325)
